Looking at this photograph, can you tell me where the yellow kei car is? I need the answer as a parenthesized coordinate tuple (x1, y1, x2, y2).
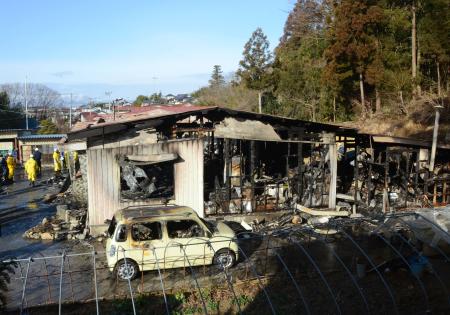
(106, 205, 239, 280)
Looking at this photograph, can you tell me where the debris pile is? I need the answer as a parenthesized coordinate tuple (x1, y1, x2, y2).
(243, 203, 350, 233)
(23, 204, 87, 241)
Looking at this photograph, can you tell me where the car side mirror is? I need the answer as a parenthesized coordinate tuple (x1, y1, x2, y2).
(206, 230, 213, 238)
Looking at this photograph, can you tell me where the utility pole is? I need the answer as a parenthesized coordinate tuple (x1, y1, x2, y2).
(105, 91, 113, 120)
(258, 91, 262, 114)
(25, 76, 29, 130)
(429, 103, 444, 172)
(69, 93, 73, 129)
(105, 91, 112, 111)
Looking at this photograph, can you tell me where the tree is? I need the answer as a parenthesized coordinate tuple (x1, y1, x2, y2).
(273, 0, 331, 121)
(417, 0, 450, 97)
(323, 0, 384, 117)
(0, 91, 25, 129)
(133, 95, 150, 106)
(0, 83, 61, 120)
(237, 28, 273, 113)
(193, 80, 259, 112)
(209, 65, 226, 88)
(0, 91, 9, 108)
(149, 92, 165, 104)
(38, 118, 59, 134)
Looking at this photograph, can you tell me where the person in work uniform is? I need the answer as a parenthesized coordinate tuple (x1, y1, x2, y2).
(33, 147, 42, 176)
(25, 154, 38, 186)
(53, 148, 62, 178)
(73, 151, 80, 173)
(0, 154, 8, 184)
(6, 152, 16, 183)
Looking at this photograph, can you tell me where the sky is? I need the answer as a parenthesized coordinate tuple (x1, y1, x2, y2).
(0, 0, 292, 103)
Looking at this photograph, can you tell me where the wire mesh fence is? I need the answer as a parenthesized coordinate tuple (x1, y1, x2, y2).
(2, 212, 450, 314)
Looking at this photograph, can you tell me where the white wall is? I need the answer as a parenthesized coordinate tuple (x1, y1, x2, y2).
(86, 139, 204, 226)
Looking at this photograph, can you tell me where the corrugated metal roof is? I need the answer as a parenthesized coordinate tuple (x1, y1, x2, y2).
(67, 105, 356, 142)
(18, 134, 66, 140)
(71, 104, 210, 132)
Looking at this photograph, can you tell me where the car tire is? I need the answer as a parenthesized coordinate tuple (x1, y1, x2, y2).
(213, 249, 236, 270)
(114, 259, 139, 281)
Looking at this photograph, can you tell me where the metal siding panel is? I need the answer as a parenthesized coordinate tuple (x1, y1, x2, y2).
(189, 141, 195, 211)
(93, 150, 100, 226)
(98, 149, 105, 226)
(197, 140, 205, 217)
(105, 149, 113, 221)
(91, 150, 97, 225)
(112, 148, 121, 216)
(87, 150, 95, 226)
(88, 140, 205, 225)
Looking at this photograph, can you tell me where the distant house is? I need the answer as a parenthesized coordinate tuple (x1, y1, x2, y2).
(0, 129, 31, 157)
(165, 94, 176, 104)
(17, 134, 66, 164)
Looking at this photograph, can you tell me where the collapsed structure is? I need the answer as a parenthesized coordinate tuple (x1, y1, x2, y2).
(62, 105, 450, 232)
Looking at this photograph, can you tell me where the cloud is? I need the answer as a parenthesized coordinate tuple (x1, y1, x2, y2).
(51, 71, 74, 78)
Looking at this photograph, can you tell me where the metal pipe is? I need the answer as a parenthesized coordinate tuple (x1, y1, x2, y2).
(177, 243, 209, 315)
(120, 247, 136, 315)
(58, 251, 65, 315)
(20, 257, 32, 315)
(288, 237, 341, 314)
(92, 250, 100, 315)
(301, 228, 370, 314)
(274, 251, 311, 315)
(151, 247, 171, 315)
(378, 218, 450, 306)
(237, 243, 277, 314)
(429, 106, 442, 172)
(332, 223, 399, 315)
(367, 227, 430, 311)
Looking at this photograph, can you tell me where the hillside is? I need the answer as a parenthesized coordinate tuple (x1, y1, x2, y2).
(343, 95, 450, 144)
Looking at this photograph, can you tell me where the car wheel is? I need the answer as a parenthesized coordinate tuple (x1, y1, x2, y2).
(213, 249, 236, 269)
(115, 259, 139, 281)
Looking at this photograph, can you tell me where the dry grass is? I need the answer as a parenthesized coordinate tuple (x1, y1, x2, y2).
(344, 93, 450, 142)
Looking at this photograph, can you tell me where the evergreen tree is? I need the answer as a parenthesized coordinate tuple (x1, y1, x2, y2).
(273, 0, 330, 121)
(237, 27, 273, 113)
(209, 65, 225, 88)
(323, 0, 384, 117)
(417, 0, 450, 97)
(38, 118, 59, 134)
(149, 92, 165, 104)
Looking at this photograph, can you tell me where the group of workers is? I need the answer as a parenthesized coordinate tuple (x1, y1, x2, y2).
(0, 152, 16, 185)
(0, 147, 79, 187)
(25, 148, 61, 186)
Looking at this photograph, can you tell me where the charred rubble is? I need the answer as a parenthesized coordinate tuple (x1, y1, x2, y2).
(62, 106, 450, 230)
(118, 155, 174, 201)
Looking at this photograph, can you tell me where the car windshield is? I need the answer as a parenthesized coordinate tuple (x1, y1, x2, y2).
(107, 216, 117, 238)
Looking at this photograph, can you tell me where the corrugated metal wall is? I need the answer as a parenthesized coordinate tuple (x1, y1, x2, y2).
(86, 139, 204, 226)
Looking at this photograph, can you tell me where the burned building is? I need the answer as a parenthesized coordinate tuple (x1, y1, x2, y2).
(63, 105, 450, 233)
(348, 135, 450, 212)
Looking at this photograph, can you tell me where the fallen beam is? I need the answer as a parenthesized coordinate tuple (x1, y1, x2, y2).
(296, 204, 350, 217)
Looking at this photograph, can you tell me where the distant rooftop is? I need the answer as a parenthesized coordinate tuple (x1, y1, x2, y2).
(71, 103, 206, 131)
